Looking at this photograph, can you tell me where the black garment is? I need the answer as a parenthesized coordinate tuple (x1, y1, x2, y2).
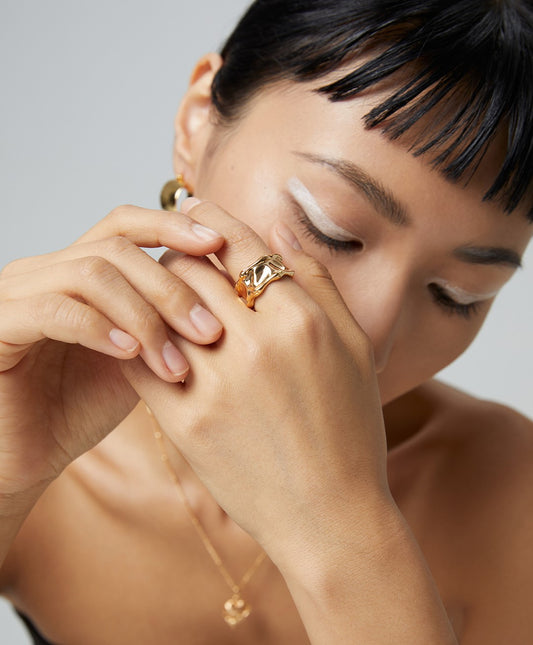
(16, 611, 56, 645)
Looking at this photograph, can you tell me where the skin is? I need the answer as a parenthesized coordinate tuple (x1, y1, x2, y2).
(177, 59, 531, 409)
(0, 53, 532, 644)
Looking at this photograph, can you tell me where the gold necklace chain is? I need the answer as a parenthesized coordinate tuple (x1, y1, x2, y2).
(145, 404, 267, 627)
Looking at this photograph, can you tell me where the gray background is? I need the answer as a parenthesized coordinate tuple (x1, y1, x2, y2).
(1, 0, 531, 641)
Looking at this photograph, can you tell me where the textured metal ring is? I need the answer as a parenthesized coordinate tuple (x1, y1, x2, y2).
(234, 254, 295, 309)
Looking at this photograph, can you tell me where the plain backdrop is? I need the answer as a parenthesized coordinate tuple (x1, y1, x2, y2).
(1, 0, 531, 641)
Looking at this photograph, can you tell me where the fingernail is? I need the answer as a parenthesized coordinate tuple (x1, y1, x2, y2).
(180, 197, 202, 214)
(162, 341, 189, 377)
(276, 222, 302, 250)
(189, 303, 223, 336)
(109, 329, 139, 352)
(191, 223, 222, 242)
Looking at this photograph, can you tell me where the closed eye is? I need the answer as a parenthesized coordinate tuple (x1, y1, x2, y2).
(429, 283, 481, 319)
(293, 205, 363, 254)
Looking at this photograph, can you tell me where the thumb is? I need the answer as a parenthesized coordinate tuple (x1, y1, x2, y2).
(268, 221, 364, 345)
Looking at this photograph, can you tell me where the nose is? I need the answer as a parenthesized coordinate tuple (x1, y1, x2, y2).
(336, 261, 409, 374)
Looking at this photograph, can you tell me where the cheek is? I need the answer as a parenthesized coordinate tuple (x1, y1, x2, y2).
(378, 310, 489, 404)
(423, 302, 491, 369)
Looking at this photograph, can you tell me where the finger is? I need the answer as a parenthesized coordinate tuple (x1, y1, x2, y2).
(119, 354, 190, 434)
(180, 199, 301, 310)
(0, 294, 139, 373)
(0, 258, 191, 382)
(269, 220, 369, 352)
(180, 199, 271, 280)
(1, 206, 224, 278)
(158, 250, 241, 317)
(75, 204, 224, 250)
(1, 239, 223, 346)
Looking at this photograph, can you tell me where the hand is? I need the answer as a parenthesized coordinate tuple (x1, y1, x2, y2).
(0, 205, 225, 496)
(122, 199, 390, 569)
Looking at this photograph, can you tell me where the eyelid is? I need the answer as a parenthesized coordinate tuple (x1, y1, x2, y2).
(286, 176, 500, 306)
(431, 278, 499, 304)
(286, 176, 355, 242)
(294, 209, 362, 252)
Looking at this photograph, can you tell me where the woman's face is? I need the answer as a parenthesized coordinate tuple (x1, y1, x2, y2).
(179, 68, 531, 405)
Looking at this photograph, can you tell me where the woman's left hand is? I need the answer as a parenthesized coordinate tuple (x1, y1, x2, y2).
(121, 198, 391, 568)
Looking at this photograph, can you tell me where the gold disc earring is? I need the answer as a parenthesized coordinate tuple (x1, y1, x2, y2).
(160, 174, 190, 211)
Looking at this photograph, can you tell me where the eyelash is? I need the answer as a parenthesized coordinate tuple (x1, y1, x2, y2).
(295, 210, 362, 253)
(428, 284, 480, 319)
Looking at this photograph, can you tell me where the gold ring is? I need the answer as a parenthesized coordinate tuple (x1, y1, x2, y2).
(234, 254, 295, 309)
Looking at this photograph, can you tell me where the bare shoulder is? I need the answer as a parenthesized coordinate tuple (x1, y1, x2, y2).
(395, 379, 533, 526)
(388, 380, 533, 642)
(417, 379, 533, 482)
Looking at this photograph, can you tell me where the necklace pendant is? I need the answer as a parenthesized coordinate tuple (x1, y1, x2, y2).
(223, 593, 251, 627)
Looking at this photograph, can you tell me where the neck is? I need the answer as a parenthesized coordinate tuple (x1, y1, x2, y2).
(383, 382, 439, 451)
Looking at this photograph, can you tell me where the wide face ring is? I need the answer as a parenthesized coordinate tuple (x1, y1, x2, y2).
(234, 254, 295, 309)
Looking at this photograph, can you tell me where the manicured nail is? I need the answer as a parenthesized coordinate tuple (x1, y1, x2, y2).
(276, 221, 302, 250)
(189, 303, 223, 336)
(191, 223, 222, 242)
(180, 197, 202, 214)
(162, 341, 189, 377)
(109, 329, 139, 352)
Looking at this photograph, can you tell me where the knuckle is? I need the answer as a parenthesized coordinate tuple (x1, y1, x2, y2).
(287, 299, 328, 341)
(0, 258, 24, 279)
(172, 256, 201, 282)
(158, 249, 184, 272)
(157, 273, 189, 306)
(161, 252, 202, 281)
(80, 205, 140, 242)
(246, 302, 328, 364)
(102, 235, 134, 257)
(64, 303, 94, 333)
(237, 334, 263, 363)
(132, 303, 161, 335)
(225, 219, 259, 251)
(106, 204, 136, 224)
(77, 256, 115, 283)
(186, 199, 221, 222)
(40, 294, 91, 330)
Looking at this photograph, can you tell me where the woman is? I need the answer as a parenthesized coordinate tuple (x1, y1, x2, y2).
(1, 0, 532, 643)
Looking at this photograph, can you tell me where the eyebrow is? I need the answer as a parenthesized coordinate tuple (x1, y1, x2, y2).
(295, 151, 409, 227)
(453, 246, 522, 269)
(295, 151, 523, 269)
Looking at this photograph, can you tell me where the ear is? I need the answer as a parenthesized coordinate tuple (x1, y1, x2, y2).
(173, 53, 223, 190)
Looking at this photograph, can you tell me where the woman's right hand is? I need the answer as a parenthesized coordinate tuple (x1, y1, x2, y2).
(0, 204, 225, 496)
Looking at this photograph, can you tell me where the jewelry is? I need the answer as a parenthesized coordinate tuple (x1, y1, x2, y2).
(160, 174, 190, 211)
(145, 404, 267, 627)
(234, 253, 295, 309)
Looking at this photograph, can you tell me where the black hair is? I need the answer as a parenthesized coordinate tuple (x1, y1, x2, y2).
(212, 0, 533, 220)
